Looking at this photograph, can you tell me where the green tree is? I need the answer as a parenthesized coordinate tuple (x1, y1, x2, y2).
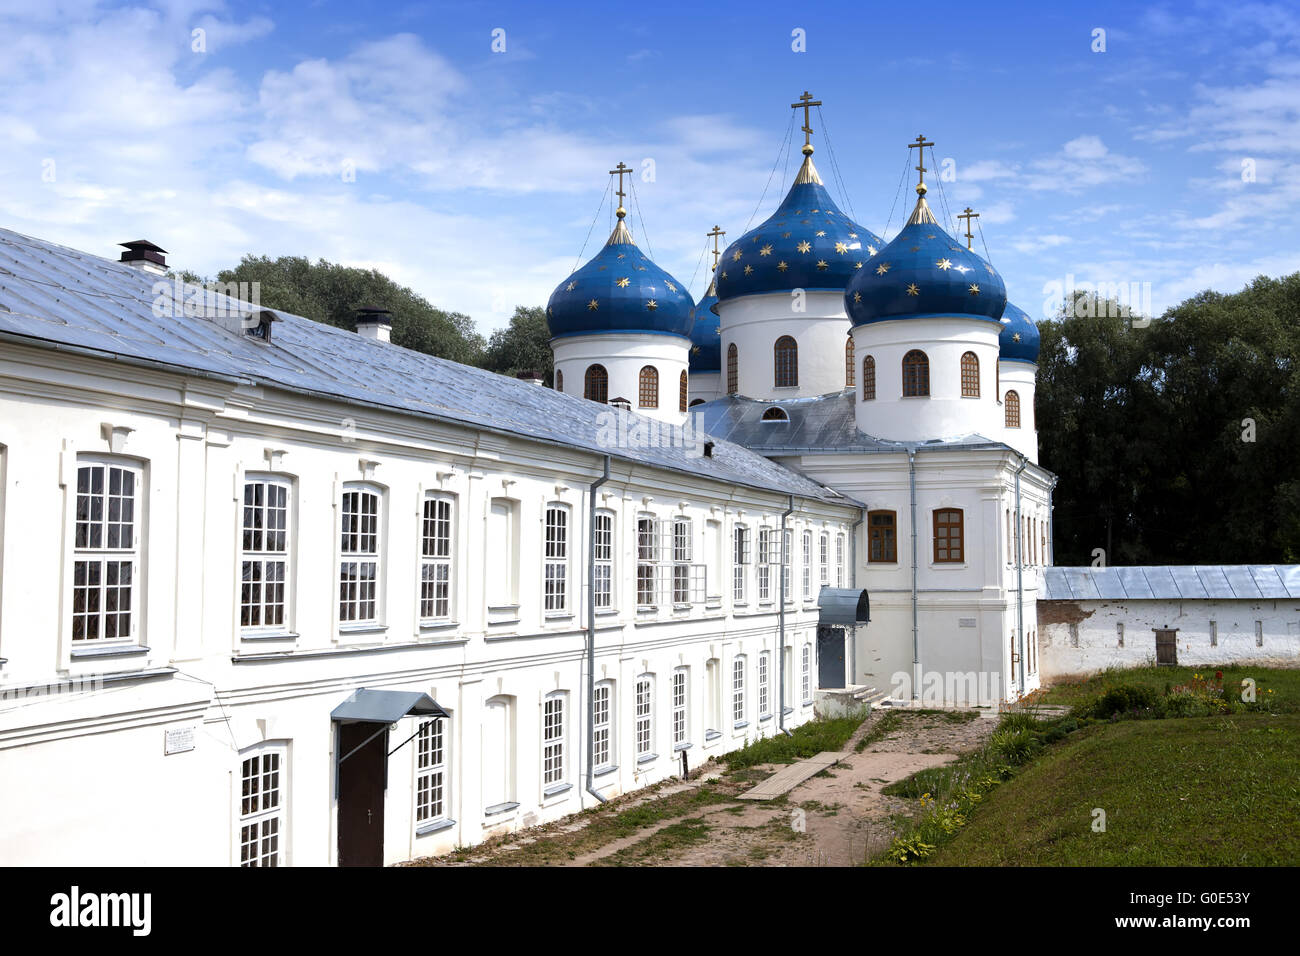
(480, 305, 554, 384)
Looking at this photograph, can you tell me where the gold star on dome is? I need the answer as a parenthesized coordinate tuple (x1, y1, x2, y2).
(588, 299, 599, 310)
(1012, 332, 1021, 342)
(985, 264, 996, 276)
(616, 276, 631, 287)
(909, 245, 920, 252)
(968, 284, 980, 295)
(721, 270, 728, 279)
(691, 345, 700, 354)
(617, 253, 626, 259)
(637, 266, 647, 271)
(926, 234, 937, 239)
(782, 231, 792, 239)
(876, 262, 891, 275)
(834, 242, 848, 254)
(797, 240, 812, 253)
(732, 249, 743, 262)
(646, 299, 658, 310)
(936, 259, 953, 270)
(816, 259, 829, 270)
(811, 209, 819, 213)
(744, 264, 753, 275)
(794, 209, 803, 214)
(777, 261, 788, 272)
(566, 281, 577, 291)
(751, 235, 761, 243)
(801, 219, 811, 225)
(816, 230, 827, 237)
(849, 232, 859, 239)
(760, 244, 773, 256)
(855, 261, 863, 269)
(906, 283, 920, 296)
(598, 265, 607, 271)
(853, 292, 862, 303)
(867, 245, 878, 256)
(665, 280, 677, 292)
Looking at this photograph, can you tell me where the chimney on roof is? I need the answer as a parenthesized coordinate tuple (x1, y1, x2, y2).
(355, 305, 392, 343)
(119, 239, 168, 276)
(515, 370, 546, 385)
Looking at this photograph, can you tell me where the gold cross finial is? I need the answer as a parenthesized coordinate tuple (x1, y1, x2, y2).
(957, 207, 980, 250)
(791, 90, 822, 154)
(707, 225, 726, 270)
(609, 162, 631, 219)
(908, 134, 935, 195)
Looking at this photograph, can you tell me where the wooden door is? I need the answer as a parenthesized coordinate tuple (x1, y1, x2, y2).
(1154, 628, 1178, 666)
(337, 723, 387, 867)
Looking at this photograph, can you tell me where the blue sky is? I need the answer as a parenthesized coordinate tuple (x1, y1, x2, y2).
(1, 0, 1296, 332)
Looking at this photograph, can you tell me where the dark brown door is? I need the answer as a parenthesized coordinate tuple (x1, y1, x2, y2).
(1155, 628, 1178, 666)
(338, 723, 387, 867)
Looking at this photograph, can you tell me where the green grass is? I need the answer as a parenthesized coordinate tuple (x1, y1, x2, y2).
(854, 711, 903, 751)
(1037, 664, 1299, 712)
(594, 817, 713, 866)
(723, 711, 868, 770)
(927, 712, 1300, 865)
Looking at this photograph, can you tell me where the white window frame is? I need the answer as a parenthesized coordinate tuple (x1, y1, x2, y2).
(782, 528, 792, 603)
(733, 524, 750, 604)
(593, 510, 615, 610)
(544, 503, 569, 614)
(419, 493, 454, 622)
(836, 533, 846, 588)
(339, 484, 382, 625)
(240, 475, 291, 635)
(802, 644, 812, 703)
(819, 532, 830, 585)
(415, 717, 450, 826)
(635, 675, 654, 760)
(238, 743, 286, 867)
(802, 530, 812, 601)
(593, 681, 615, 771)
(636, 514, 658, 608)
(672, 667, 689, 749)
(758, 651, 771, 719)
(672, 518, 694, 606)
(757, 529, 773, 604)
(542, 692, 566, 789)
(732, 654, 747, 727)
(72, 458, 142, 645)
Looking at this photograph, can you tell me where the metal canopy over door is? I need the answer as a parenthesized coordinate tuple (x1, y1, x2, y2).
(815, 588, 870, 689)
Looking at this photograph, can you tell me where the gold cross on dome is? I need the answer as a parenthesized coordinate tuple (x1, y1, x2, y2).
(707, 225, 726, 270)
(609, 162, 631, 218)
(791, 90, 822, 149)
(908, 134, 935, 190)
(957, 207, 980, 250)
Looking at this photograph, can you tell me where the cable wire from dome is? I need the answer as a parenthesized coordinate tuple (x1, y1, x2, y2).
(573, 178, 613, 274)
(743, 110, 797, 234)
(928, 145, 955, 235)
(881, 148, 912, 241)
(629, 176, 653, 260)
(687, 233, 709, 296)
(815, 105, 857, 223)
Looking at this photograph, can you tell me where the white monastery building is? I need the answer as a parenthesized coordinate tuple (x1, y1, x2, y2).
(0, 100, 1067, 866)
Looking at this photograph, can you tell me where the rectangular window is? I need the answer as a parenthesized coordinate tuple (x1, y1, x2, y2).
(733, 525, 750, 603)
(672, 518, 692, 605)
(239, 748, 285, 867)
(732, 656, 746, 725)
(339, 487, 380, 623)
(801, 644, 812, 702)
(488, 499, 518, 607)
(758, 652, 770, 718)
(819, 533, 829, 585)
(544, 505, 568, 612)
(543, 694, 565, 786)
(420, 495, 453, 621)
(637, 515, 658, 607)
(933, 509, 964, 564)
(705, 659, 721, 735)
(868, 510, 897, 563)
(415, 719, 448, 823)
(802, 530, 812, 600)
(635, 677, 653, 758)
(782, 529, 792, 602)
(593, 683, 613, 768)
(241, 478, 289, 630)
(73, 461, 140, 642)
(836, 534, 846, 587)
(758, 529, 773, 603)
(594, 512, 614, 609)
(672, 669, 688, 747)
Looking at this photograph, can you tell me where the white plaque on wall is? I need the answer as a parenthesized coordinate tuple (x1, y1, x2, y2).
(164, 726, 196, 755)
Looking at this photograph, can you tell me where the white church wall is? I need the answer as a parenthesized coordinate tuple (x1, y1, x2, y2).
(717, 291, 852, 400)
(688, 370, 721, 406)
(551, 331, 689, 425)
(998, 361, 1038, 464)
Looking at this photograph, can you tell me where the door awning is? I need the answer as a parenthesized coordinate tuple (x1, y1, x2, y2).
(817, 588, 870, 626)
(331, 688, 449, 724)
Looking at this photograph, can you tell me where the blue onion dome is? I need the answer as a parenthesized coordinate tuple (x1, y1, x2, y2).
(689, 278, 721, 371)
(547, 213, 695, 340)
(714, 147, 885, 305)
(999, 300, 1041, 364)
(845, 186, 1007, 327)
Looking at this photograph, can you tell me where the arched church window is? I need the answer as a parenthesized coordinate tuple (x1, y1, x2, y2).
(862, 355, 876, 401)
(761, 407, 789, 422)
(727, 343, 738, 395)
(774, 336, 798, 388)
(679, 370, 688, 413)
(902, 350, 929, 397)
(845, 337, 855, 387)
(639, 366, 659, 409)
(584, 364, 608, 404)
(1005, 390, 1021, 428)
(961, 352, 980, 398)
(555, 369, 563, 393)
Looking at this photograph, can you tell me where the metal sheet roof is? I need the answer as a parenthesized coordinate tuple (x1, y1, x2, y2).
(1042, 566, 1300, 601)
(0, 228, 852, 505)
(330, 689, 448, 724)
(817, 587, 870, 626)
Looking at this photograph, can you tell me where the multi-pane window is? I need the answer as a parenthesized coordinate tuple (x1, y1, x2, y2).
(542, 694, 565, 786)
(672, 669, 688, 747)
(868, 510, 897, 563)
(757, 529, 773, 603)
(836, 534, 846, 587)
(594, 511, 614, 609)
(544, 504, 569, 612)
(802, 530, 812, 600)
(902, 349, 930, 397)
(638, 366, 659, 408)
(732, 525, 750, 603)
(1005, 390, 1021, 427)
(732, 656, 746, 725)
(593, 682, 613, 769)
(801, 644, 812, 702)
(415, 719, 448, 823)
(672, 518, 692, 604)
(960, 351, 980, 397)
(862, 355, 876, 401)
(241, 478, 289, 630)
(635, 677, 653, 757)
(73, 461, 140, 643)
(420, 495, 453, 621)
(679, 370, 688, 413)
(239, 748, 284, 867)
(934, 508, 964, 563)
(637, 515, 657, 607)
(774, 335, 798, 388)
(339, 487, 380, 623)
(819, 532, 830, 585)
(726, 343, 738, 395)
(845, 337, 855, 386)
(585, 364, 608, 403)
(758, 652, 770, 717)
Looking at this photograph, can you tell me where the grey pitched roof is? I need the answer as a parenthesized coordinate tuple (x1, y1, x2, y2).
(1042, 565, 1300, 601)
(0, 227, 853, 506)
(691, 392, 1013, 454)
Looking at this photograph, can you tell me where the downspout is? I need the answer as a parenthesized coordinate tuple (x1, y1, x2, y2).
(1047, 474, 1059, 567)
(1013, 454, 1029, 697)
(849, 506, 866, 686)
(585, 455, 611, 803)
(778, 494, 794, 735)
(909, 447, 919, 701)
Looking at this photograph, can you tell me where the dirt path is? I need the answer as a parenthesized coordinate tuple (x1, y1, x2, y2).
(406, 707, 996, 868)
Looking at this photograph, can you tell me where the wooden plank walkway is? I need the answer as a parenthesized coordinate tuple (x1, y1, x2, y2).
(738, 751, 845, 801)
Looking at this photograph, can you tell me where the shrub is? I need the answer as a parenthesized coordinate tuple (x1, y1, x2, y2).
(1078, 684, 1161, 719)
(990, 726, 1040, 766)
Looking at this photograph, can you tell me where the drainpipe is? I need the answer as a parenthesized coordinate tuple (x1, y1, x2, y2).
(908, 447, 919, 701)
(1013, 454, 1029, 697)
(585, 455, 611, 803)
(1047, 474, 1059, 567)
(778, 494, 794, 735)
(849, 507, 865, 687)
